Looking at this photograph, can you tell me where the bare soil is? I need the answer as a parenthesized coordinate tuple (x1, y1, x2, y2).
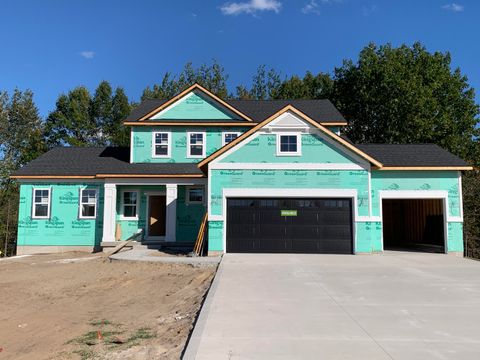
(0, 252, 216, 360)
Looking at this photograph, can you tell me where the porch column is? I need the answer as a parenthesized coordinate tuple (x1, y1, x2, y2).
(102, 183, 117, 243)
(165, 184, 177, 242)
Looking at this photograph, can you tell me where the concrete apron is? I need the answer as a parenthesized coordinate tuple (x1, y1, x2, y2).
(183, 252, 480, 360)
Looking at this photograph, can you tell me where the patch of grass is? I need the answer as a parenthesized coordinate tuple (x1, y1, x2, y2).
(128, 327, 156, 342)
(89, 319, 113, 327)
(67, 330, 124, 346)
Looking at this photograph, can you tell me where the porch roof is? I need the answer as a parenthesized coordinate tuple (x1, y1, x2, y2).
(11, 147, 204, 179)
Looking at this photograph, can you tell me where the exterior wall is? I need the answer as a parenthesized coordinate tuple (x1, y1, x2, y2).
(208, 169, 370, 252)
(371, 170, 463, 253)
(17, 183, 104, 249)
(115, 185, 205, 242)
(115, 185, 153, 240)
(219, 133, 358, 164)
(176, 185, 207, 242)
(131, 126, 249, 163)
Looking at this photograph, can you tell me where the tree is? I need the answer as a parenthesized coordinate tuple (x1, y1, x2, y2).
(274, 71, 334, 99)
(0, 89, 45, 183)
(248, 65, 281, 100)
(0, 89, 45, 256)
(142, 60, 229, 100)
(333, 42, 479, 160)
(45, 81, 132, 147)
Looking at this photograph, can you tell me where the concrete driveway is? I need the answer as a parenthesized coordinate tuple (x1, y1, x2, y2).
(183, 252, 480, 360)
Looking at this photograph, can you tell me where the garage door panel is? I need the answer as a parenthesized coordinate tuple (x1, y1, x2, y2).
(226, 197, 353, 254)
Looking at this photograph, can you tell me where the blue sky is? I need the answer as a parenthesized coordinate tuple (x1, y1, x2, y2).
(1, 0, 478, 117)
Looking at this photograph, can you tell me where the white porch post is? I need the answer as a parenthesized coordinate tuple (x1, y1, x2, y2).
(102, 183, 117, 242)
(165, 184, 177, 242)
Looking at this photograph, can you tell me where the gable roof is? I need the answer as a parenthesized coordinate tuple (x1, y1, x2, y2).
(198, 105, 383, 169)
(11, 147, 204, 179)
(131, 83, 254, 123)
(124, 84, 347, 126)
(356, 144, 472, 170)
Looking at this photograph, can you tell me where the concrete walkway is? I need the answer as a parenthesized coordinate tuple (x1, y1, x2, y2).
(184, 252, 480, 359)
(109, 248, 221, 266)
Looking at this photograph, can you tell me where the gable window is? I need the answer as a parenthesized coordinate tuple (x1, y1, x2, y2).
(32, 188, 51, 219)
(277, 133, 301, 156)
(152, 132, 170, 158)
(122, 191, 139, 219)
(186, 186, 204, 204)
(187, 132, 206, 158)
(80, 189, 97, 219)
(222, 132, 240, 146)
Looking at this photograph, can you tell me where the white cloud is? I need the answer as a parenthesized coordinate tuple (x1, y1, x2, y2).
(441, 3, 464, 12)
(220, 0, 281, 16)
(79, 51, 95, 59)
(302, 0, 343, 15)
(302, 0, 320, 15)
(363, 4, 377, 16)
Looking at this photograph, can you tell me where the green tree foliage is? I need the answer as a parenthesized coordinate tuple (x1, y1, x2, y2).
(142, 61, 229, 100)
(275, 72, 333, 99)
(0, 89, 45, 184)
(333, 42, 479, 160)
(248, 65, 281, 100)
(0, 89, 45, 256)
(45, 81, 132, 147)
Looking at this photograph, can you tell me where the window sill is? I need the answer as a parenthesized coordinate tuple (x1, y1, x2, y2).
(119, 217, 139, 221)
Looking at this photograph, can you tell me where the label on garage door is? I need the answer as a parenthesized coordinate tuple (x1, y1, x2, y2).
(281, 210, 297, 216)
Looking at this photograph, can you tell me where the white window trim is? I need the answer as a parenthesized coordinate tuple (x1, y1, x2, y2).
(120, 190, 140, 220)
(187, 131, 206, 158)
(186, 186, 205, 205)
(151, 131, 171, 158)
(222, 131, 241, 146)
(276, 132, 302, 156)
(32, 187, 51, 219)
(79, 188, 98, 219)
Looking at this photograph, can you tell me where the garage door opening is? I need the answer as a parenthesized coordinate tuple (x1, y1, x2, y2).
(382, 199, 445, 253)
(226, 198, 353, 254)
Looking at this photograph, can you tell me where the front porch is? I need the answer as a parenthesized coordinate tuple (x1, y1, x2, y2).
(101, 179, 207, 250)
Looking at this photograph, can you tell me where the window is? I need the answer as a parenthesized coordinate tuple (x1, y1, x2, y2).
(187, 132, 206, 158)
(122, 191, 138, 218)
(277, 134, 301, 156)
(152, 132, 170, 157)
(186, 186, 204, 204)
(32, 188, 51, 219)
(80, 189, 97, 219)
(222, 132, 240, 146)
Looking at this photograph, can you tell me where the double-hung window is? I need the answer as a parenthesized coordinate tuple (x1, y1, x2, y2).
(277, 133, 301, 156)
(80, 189, 97, 219)
(32, 188, 51, 219)
(122, 191, 138, 219)
(152, 132, 170, 158)
(222, 132, 240, 146)
(187, 132, 206, 158)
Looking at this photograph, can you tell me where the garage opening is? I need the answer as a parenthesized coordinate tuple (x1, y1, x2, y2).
(382, 199, 445, 253)
(226, 198, 353, 254)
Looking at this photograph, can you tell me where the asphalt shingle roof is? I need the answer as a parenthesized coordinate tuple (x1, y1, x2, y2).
(356, 144, 469, 167)
(125, 99, 346, 124)
(12, 147, 204, 177)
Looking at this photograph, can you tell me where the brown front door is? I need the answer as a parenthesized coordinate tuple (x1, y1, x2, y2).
(148, 195, 166, 236)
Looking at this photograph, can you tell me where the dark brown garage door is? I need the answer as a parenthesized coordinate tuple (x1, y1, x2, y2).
(226, 198, 353, 254)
